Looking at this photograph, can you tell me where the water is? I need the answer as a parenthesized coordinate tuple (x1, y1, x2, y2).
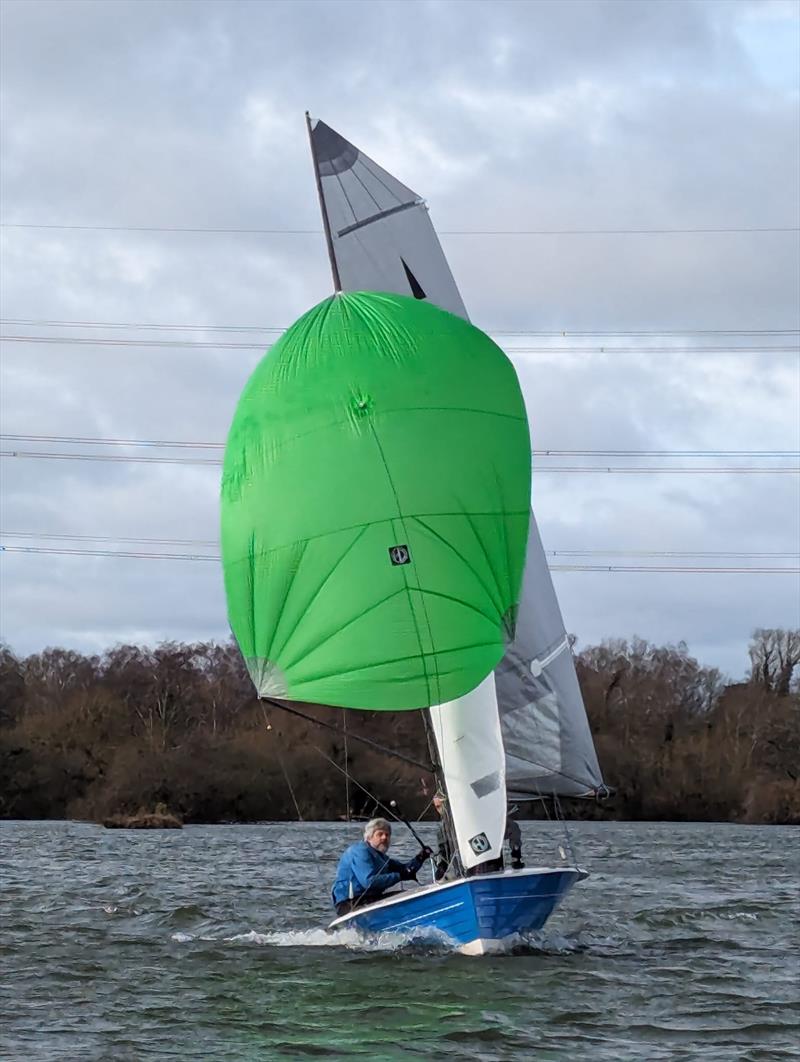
(1, 821, 797, 1061)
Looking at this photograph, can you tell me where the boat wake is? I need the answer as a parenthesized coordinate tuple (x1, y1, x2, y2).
(170, 925, 594, 956)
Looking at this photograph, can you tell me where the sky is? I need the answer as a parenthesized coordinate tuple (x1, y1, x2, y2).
(1, 0, 798, 680)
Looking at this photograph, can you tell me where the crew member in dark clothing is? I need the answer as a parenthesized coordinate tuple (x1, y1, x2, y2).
(331, 818, 431, 917)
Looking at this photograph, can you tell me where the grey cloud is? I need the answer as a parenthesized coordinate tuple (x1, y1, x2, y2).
(1, 0, 798, 678)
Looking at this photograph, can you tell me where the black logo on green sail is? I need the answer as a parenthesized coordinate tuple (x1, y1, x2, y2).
(389, 544, 411, 566)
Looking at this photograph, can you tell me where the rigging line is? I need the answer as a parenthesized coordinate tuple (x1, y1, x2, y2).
(527, 756, 608, 801)
(314, 751, 435, 910)
(3, 222, 799, 235)
(4, 318, 798, 337)
(259, 702, 305, 822)
(2, 434, 797, 459)
(260, 697, 432, 772)
(553, 793, 579, 866)
(343, 712, 351, 823)
(259, 704, 329, 887)
(304, 739, 433, 854)
(4, 334, 798, 353)
(3, 546, 798, 572)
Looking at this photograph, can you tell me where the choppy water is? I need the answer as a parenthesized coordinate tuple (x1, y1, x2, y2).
(1, 820, 798, 1061)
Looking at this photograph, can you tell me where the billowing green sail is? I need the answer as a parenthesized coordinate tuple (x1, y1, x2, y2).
(221, 291, 531, 710)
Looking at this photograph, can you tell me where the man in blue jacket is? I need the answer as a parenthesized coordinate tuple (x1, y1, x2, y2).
(332, 817, 431, 916)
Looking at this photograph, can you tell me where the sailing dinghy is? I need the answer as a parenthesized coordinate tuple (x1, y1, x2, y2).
(220, 116, 606, 956)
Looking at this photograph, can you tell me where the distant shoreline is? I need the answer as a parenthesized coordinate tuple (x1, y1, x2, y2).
(2, 634, 798, 827)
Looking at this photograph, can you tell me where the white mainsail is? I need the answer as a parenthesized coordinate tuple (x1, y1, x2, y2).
(307, 115, 605, 864)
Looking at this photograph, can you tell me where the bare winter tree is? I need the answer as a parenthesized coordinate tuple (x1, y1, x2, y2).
(748, 629, 800, 697)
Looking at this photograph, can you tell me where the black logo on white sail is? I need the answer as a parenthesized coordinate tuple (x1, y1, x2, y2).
(389, 544, 411, 566)
(469, 832, 491, 855)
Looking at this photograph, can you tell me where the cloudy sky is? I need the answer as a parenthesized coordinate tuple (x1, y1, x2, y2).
(1, 0, 798, 679)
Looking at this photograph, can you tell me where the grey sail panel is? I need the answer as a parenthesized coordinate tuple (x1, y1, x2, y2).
(309, 118, 468, 319)
(309, 116, 604, 800)
(496, 516, 605, 798)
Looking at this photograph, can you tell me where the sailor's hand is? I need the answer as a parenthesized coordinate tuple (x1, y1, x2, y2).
(399, 864, 418, 881)
(417, 846, 433, 861)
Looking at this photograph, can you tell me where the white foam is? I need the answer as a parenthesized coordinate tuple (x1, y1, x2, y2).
(170, 925, 456, 952)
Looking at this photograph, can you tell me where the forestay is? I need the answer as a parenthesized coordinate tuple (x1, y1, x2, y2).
(308, 116, 606, 804)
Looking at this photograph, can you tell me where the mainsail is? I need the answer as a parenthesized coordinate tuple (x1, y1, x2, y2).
(307, 115, 605, 804)
(307, 116, 467, 318)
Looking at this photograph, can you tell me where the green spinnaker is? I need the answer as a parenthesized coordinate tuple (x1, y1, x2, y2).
(221, 292, 531, 710)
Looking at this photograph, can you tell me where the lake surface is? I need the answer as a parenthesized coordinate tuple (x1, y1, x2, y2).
(1, 820, 797, 1061)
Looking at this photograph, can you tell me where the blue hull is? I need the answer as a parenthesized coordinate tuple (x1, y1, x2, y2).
(328, 866, 583, 955)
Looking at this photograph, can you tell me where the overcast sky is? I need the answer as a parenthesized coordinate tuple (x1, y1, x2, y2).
(1, 0, 798, 679)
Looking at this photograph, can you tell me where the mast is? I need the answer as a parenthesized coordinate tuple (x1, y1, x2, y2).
(305, 111, 342, 293)
(421, 708, 461, 876)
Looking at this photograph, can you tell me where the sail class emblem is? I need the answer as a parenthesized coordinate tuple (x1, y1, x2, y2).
(469, 832, 491, 855)
(389, 544, 411, 566)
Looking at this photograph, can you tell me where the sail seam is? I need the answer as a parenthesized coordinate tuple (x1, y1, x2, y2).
(358, 156, 411, 206)
(279, 587, 407, 673)
(270, 525, 370, 662)
(228, 510, 530, 559)
(367, 421, 439, 707)
(333, 169, 359, 225)
(350, 165, 383, 212)
(295, 640, 499, 685)
(412, 514, 505, 620)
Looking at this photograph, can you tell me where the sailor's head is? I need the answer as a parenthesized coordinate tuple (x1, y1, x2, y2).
(364, 818, 392, 853)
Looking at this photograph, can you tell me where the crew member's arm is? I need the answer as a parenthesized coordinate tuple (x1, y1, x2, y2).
(350, 846, 403, 894)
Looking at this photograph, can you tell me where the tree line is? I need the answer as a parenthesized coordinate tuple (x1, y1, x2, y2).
(0, 629, 797, 824)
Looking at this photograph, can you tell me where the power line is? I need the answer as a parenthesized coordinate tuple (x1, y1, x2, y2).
(1, 531, 218, 547)
(2, 450, 797, 473)
(1, 544, 219, 562)
(2, 222, 799, 236)
(1, 543, 795, 573)
(0, 450, 221, 466)
(2, 433, 797, 458)
(3, 317, 798, 338)
(2, 333, 798, 354)
(3, 531, 795, 560)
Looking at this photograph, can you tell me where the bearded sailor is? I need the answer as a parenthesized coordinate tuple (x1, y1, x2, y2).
(331, 819, 432, 916)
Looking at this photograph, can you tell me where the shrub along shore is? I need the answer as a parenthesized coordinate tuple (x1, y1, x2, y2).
(1, 630, 798, 825)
